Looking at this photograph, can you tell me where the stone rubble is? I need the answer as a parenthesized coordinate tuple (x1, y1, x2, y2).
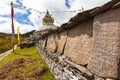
(37, 48, 88, 80)
(37, 47, 116, 80)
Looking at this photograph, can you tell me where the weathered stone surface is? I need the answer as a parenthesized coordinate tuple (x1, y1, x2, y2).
(46, 34, 57, 53)
(55, 31, 68, 55)
(94, 75, 105, 80)
(38, 50, 88, 80)
(88, 8, 120, 79)
(106, 78, 115, 80)
(37, 38, 47, 51)
(64, 20, 93, 65)
(37, 40, 44, 50)
(64, 59, 93, 79)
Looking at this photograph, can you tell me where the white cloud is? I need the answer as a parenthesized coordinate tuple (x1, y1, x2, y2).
(0, 18, 35, 34)
(23, 0, 111, 28)
(0, 0, 11, 15)
(0, 17, 10, 22)
(0, 0, 112, 34)
(14, 8, 28, 14)
(70, 0, 111, 10)
(23, 0, 73, 27)
(0, 0, 34, 34)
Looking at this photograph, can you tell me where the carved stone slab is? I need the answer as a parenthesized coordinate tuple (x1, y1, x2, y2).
(46, 34, 57, 53)
(64, 20, 93, 65)
(88, 8, 120, 79)
(55, 31, 68, 55)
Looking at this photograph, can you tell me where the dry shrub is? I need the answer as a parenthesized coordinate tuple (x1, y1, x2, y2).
(0, 58, 24, 79)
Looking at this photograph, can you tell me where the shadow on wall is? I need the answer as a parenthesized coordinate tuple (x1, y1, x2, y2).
(87, 7, 120, 79)
(63, 19, 93, 66)
(57, 19, 93, 39)
(67, 19, 93, 38)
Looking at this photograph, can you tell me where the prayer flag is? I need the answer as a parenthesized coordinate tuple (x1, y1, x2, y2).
(11, 1, 15, 53)
(17, 26, 20, 45)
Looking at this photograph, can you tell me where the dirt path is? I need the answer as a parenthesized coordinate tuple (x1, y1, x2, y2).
(0, 45, 17, 61)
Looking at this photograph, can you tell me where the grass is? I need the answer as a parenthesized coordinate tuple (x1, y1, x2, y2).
(0, 46, 56, 80)
(0, 33, 17, 54)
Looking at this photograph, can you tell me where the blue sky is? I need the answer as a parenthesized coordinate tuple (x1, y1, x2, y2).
(14, 0, 34, 26)
(65, 0, 71, 8)
(0, 0, 111, 33)
(0, 0, 71, 27)
(0, 0, 33, 26)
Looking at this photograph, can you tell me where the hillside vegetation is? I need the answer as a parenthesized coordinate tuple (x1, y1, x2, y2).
(0, 33, 17, 54)
(0, 46, 56, 80)
(0, 30, 35, 54)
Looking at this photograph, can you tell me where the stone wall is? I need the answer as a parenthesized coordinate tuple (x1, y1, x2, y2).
(39, 19, 93, 66)
(64, 20, 93, 66)
(45, 31, 68, 55)
(56, 31, 68, 55)
(46, 34, 57, 53)
(37, 49, 89, 80)
(34, 6, 120, 80)
(36, 19, 94, 80)
(88, 8, 120, 79)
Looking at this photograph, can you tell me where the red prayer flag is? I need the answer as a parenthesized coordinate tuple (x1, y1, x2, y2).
(11, 1, 14, 33)
(11, 1, 15, 53)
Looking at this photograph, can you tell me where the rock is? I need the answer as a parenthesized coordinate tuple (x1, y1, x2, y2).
(94, 75, 105, 80)
(55, 31, 68, 55)
(64, 59, 93, 79)
(37, 38, 47, 51)
(88, 8, 120, 79)
(20, 42, 35, 49)
(64, 20, 93, 66)
(106, 78, 115, 80)
(46, 34, 58, 53)
(38, 51, 88, 80)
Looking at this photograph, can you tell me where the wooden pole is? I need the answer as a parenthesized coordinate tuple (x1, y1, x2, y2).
(11, 1, 15, 53)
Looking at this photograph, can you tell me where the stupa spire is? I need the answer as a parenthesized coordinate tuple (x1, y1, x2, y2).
(42, 9, 54, 26)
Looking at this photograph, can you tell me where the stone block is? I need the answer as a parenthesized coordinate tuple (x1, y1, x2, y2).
(88, 8, 120, 79)
(46, 34, 57, 53)
(64, 20, 93, 66)
(55, 31, 68, 55)
(37, 38, 47, 51)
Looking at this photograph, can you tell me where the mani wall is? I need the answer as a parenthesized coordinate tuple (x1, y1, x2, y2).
(88, 7, 120, 79)
(22, 0, 120, 80)
(36, 19, 94, 80)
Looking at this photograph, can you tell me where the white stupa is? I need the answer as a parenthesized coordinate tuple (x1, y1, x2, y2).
(38, 10, 57, 31)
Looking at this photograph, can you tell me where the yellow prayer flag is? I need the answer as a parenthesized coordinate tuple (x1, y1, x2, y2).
(17, 26, 20, 45)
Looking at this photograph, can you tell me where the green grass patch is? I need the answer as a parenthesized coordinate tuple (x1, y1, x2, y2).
(0, 33, 17, 54)
(0, 46, 56, 80)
